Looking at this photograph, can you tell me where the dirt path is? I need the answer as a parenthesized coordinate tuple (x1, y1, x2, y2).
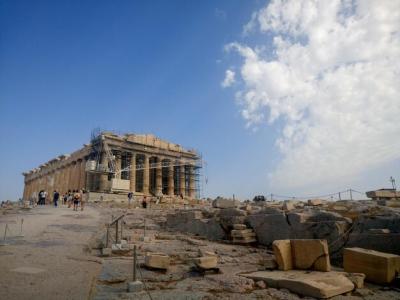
(0, 204, 103, 300)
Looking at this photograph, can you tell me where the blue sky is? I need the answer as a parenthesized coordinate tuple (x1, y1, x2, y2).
(0, 0, 279, 200)
(1, 1, 399, 201)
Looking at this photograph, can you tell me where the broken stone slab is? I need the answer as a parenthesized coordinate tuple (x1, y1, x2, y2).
(144, 253, 170, 270)
(258, 257, 278, 270)
(241, 270, 354, 299)
(232, 237, 257, 244)
(291, 239, 331, 272)
(343, 247, 400, 284)
(218, 208, 247, 217)
(212, 197, 240, 208)
(127, 280, 144, 293)
(272, 240, 293, 271)
(307, 199, 325, 206)
(343, 272, 365, 289)
(98, 263, 127, 284)
(231, 229, 255, 237)
(193, 256, 218, 269)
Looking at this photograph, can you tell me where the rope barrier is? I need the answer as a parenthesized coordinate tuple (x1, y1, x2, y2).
(269, 188, 366, 200)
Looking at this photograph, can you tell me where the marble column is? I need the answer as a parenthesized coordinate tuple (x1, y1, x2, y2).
(129, 153, 136, 192)
(155, 158, 163, 196)
(79, 158, 86, 190)
(114, 153, 121, 179)
(188, 165, 196, 198)
(99, 153, 109, 191)
(143, 154, 150, 195)
(179, 164, 186, 196)
(76, 160, 82, 190)
(168, 162, 174, 196)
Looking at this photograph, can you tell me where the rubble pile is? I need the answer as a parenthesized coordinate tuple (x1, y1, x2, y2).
(88, 198, 400, 299)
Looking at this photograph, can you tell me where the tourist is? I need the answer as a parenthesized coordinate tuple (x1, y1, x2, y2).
(127, 192, 133, 208)
(38, 190, 45, 205)
(73, 190, 80, 211)
(63, 193, 68, 205)
(53, 190, 59, 207)
(142, 196, 147, 209)
(80, 189, 85, 211)
(67, 190, 72, 208)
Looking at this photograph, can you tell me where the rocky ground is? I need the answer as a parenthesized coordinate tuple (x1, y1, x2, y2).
(1, 199, 399, 300)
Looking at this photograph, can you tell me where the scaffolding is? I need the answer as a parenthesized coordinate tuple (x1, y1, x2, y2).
(85, 129, 204, 198)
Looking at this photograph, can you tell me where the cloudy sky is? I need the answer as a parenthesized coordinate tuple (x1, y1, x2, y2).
(1, 0, 399, 201)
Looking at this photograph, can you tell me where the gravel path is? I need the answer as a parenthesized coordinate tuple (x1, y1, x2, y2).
(0, 204, 102, 300)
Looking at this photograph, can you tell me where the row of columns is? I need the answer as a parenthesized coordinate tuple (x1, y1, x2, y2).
(109, 153, 196, 198)
(23, 158, 87, 200)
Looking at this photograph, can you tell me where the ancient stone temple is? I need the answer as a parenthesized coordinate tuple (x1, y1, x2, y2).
(22, 131, 201, 201)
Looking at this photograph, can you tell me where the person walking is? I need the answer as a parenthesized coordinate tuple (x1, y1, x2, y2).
(67, 190, 73, 208)
(38, 190, 45, 205)
(127, 192, 133, 208)
(73, 190, 81, 211)
(53, 190, 60, 207)
(142, 195, 147, 209)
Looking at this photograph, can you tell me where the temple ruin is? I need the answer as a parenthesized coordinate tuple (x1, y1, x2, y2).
(22, 131, 201, 201)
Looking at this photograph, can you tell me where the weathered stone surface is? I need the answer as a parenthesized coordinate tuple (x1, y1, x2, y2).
(212, 197, 240, 208)
(308, 199, 324, 206)
(248, 210, 351, 253)
(127, 281, 143, 292)
(231, 229, 254, 237)
(193, 256, 217, 269)
(241, 270, 354, 298)
(144, 253, 170, 269)
(282, 201, 295, 211)
(343, 247, 400, 284)
(347, 214, 400, 255)
(247, 212, 291, 245)
(258, 257, 278, 270)
(343, 272, 365, 289)
(233, 224, 247, 230)
(291, 239, 331, 272)
(218, 208, 247, 217)
(166, 212, 225, 240)
(273, 240, 293, 271)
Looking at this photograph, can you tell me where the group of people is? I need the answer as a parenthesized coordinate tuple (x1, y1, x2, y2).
(127, 192, 148, 209)
(33, 189, 86, 211)
(62, 190, 86, 211)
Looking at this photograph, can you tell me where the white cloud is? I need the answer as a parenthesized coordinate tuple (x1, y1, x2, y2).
(221, 69, 236, 88)
(226, 0, 400, 191)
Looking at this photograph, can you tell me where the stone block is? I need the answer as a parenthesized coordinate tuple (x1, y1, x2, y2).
(127, 281, 144, 293)
(193, 256, 217, 269)
(241, 270, 354, 298)
(343, 247, 400, 284)
(308, 199, 323, 206)
(259, 257, 278, 270)
(273, 240, 293, 271)
(212, 197, 240, 208)
(233, 224, 247, 230)
(144, 253, 170, 269)
(282, 201, 295, 211)
(291, 239, 331, 272)
(231, 229, 255, 237)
